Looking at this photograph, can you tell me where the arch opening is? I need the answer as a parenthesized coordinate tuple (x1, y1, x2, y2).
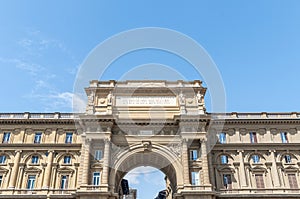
(110, 146, 183, 199)
(123, 166, 167, 199)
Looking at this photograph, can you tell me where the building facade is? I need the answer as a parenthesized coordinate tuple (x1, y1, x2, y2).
(0, 80, 300, 199)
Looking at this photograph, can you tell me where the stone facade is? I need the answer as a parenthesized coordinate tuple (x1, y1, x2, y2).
(0, 80, 299, 199)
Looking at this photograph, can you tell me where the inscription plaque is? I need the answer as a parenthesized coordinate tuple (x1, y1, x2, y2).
(116, 96, 177, 106)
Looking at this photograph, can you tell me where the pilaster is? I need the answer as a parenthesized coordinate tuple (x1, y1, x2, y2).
(82, 139, 91, 185)
(8, 150, 21, 188)
(43, 150, 54, 189)
(101, 137, 111, 187)
(200, 138, 210, 185)
(238, 150, 247, 187)
(270, 150, 281, 187)
(182, 139, 190, 185)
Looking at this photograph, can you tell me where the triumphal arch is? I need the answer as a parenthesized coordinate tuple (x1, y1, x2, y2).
(77, 80, 212, 199)
(1, 80, 300, 199)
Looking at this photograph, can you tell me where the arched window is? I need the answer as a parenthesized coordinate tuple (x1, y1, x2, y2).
(284, 155, 292, 163)
(252, 155, 260, 163)
(0, 155, 6, 164)
(220, 155, 228, 164)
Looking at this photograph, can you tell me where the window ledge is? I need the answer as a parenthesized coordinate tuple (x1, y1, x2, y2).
(61, 163, 72, 166)
(28, 163, 40, 166)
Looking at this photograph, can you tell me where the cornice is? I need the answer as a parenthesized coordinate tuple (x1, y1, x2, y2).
(0, 143, 82, 150)
(0, 119, 75, 125)
(212, 143, 300, 151)
(212, 119, 300, 125)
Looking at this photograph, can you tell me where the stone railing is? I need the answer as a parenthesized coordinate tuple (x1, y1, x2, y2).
(211, 112, 300, 120)
(218, 188, 300, 194)
(0, 188, 76, 195)
(0, 112, 299, 120)
(79, 185, 109, 191)
(183, 185, 212, 191)
(0, 113, 78, 119)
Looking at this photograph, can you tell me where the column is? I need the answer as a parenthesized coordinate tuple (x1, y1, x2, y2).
(214, 167, 220, 188)
(43, 151, 54, 188)
(201, 139, 210, 185)
(238, 150, 247, 187)
(82, 140, 91, 185)
(9, 150, 21, 188)
(52, 165, 58, 188)
(182, 139, 190, 185)
(16, 164, 25, 188)
(270, 150, 281, 187)
(101, 138, 111, 185)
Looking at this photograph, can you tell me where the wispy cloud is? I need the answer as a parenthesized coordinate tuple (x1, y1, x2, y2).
(0, 57, 44, 76)
(125, 166, 165, 187)
(29, 92, 74, 112)
(0, 29, 80, 112)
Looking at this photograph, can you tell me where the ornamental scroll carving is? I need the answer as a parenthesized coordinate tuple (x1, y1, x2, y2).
(110, 144, 127, 164)
(168, 142, 182, 159)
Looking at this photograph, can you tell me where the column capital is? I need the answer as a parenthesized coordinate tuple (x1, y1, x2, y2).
(181, 138, 189, 146)
(106, 126, 112, 132)
(85, 138, 92, 145)
(104, 137, 111, 143)
(237, 150, 244, 153)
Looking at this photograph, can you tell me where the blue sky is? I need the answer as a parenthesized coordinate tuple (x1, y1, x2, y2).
(0, 1, 300, 198)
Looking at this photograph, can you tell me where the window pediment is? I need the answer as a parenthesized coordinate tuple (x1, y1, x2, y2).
(57, 167, 74, 174)
(91, 162, 103, 169)
(217, 166, 235, 173)
(282, 165, 299, 172)
(0, 167, 9, 174)
(24, 166, 42, 174)
(249, 165, 267, 173)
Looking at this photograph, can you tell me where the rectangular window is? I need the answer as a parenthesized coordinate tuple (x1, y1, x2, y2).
(64, 156, 71, 164)
(27, 175, 36, 190)
(0, 175, 2, 187)
(34, 132, 42, 144)
(190, 150, 198, 161)
(280, 132, 288, 143)
(93, 172, 101, 186)
(221, 155, 228, 164)
(250, 132, 258, 143)
(95, 150, 103, 160)
(255, 174, 265, 188)
(0, 155, 6, 164)
(252, 155, 260, 163)
(285, 155, 292, 163)
(223, 174, 232, 190)
(288, 174, 298, 189)
(191, 171, 200, 185)
(2, 132, 10, 143)
(60, 175, 69, 189)
(65, 133, 73, 144)
(219, 133, 226, 144)
(31, 156, 39, 164)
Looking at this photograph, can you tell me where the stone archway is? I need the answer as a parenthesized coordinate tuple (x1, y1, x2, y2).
(109, 143, 184, 198)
